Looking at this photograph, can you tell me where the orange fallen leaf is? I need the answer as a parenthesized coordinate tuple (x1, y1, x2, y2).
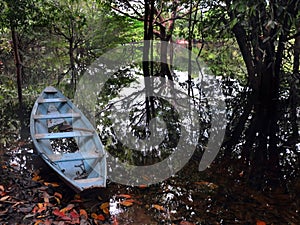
(43, 182, 59, 187)
(33, 220, 44, 225)
(122, 199, 135, 203)
(120, 200, 133, 207)
(256, 220, 266, 225)
(100, 202, 109, 209)
(97, 214, 105, 221)
(138, 184, 147, 188)
(153, 204, 165, 211)
(37, 203, 47, 213)
(53, 208, 71, 221)
(91, 213, 98, 219)
(36, 215, 47, 219)
(102, 207, 109, 215)
(117, 194, 131, 199)
(32, 174, 41, 181)
(54, 192, 62, 199)
(60, 204, 74, 213)
(53, 208, 66, 217)
(79, 209, 88, 219)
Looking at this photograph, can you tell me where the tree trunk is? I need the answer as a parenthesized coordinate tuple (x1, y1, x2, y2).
(143, 0, 152, 125)
(69, 39, 76, 91)
(11, 25, 23, 109)
(293, 20, 300, 75)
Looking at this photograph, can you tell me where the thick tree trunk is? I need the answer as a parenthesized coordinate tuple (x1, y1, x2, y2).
(143, 0, 152, 125)
(289, 20, 300, 145)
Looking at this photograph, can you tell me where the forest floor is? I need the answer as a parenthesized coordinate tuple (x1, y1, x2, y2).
(0, 138, 299, 225)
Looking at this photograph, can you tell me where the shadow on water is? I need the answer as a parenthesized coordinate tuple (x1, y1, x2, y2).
(0, 70, 299, 224)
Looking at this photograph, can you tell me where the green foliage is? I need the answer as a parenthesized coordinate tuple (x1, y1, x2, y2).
(0, 0, 142, 97)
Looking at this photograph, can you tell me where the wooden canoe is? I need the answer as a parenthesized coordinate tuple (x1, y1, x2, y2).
(30, 86, 106, 192)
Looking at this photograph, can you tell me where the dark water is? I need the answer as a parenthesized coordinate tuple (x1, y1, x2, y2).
(0, 72, 299, 224)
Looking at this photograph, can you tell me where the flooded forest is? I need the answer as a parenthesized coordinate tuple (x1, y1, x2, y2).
(0, 0, 299, 224)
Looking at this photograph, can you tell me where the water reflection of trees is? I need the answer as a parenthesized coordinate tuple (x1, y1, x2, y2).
(222, 76, 299, 187)
(96, 65, 299, 189)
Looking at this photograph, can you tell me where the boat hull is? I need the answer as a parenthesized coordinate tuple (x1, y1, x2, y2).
(30, 86, 106, 192)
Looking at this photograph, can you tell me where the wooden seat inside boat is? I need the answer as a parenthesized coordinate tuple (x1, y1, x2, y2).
(47, 151, 104, 162)
(33, 113, 81, 120)
(35, 131, 94, 140)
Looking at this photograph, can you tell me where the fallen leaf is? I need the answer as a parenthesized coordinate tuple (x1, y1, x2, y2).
(54, 192, 62, 199)
(43, 191, 50, 203)
(70, 209, 80, 219)
(44, 182, 59, 187)
(0, 195, 10, 201)
(91, 213, 98, 219)
(0, 185, 4, 192)
(54, 197, 60, 205)
(97, 214, 105, 221)
(120, 200, 133, 207)
(153, 204, 165, 211)
(138, 184, 147, 188)
(0, 191, 6, 197)
(102, 207, 109, 215)
(100, 202, 109, 209)
(36, 215, 47, 219)
(256, 220, 266, 225)
(32, 206, 38, 214)
(117, 194, 131, 199)
(32, 174, 41, 181)
(122, 199, 135, 203)
(53, 208, 66, 217)
(79, 209, 88, 219)
(33, 220, 44, 225)
(60, 204, 74, 213)
(53, 208, 71, 221)
(37, 203, 47, 213)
